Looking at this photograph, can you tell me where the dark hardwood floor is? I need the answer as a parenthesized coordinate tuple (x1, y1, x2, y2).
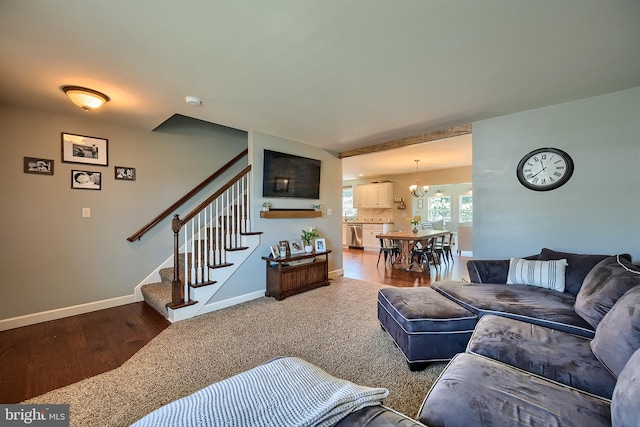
(0, 249, 470, 404)
(0, 302, 170, 403)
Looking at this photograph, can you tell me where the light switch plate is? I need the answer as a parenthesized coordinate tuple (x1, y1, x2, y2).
(327, 208, 332, 215)
(82, 207, 91, 218)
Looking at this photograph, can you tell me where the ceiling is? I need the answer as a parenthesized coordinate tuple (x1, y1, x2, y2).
(1, 1, 638, 178)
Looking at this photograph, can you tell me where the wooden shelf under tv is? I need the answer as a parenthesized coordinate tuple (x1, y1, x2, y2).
(260, 210, 322, 218)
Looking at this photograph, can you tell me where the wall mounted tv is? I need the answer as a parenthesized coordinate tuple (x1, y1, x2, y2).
(262, 149, 321, 199)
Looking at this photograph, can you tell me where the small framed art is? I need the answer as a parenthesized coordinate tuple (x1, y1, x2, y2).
(289, 239, 305, 255)
(115, 166, 136, 181)
(279, 240, 289, 257)
(61, 132, 108, 166)
(270, 244, 281, 259)
(314, 238, 326, 253)
(71, 169, 101, 190)
(24, 157, 54, 175)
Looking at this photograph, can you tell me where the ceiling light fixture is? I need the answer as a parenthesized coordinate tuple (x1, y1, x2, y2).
(62, 86, 110, 111)
(409, 159, 429, 198)
(435, 189, 443, 196)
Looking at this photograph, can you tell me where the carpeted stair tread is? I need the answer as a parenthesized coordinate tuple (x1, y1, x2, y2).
(140, 282, 171, 317)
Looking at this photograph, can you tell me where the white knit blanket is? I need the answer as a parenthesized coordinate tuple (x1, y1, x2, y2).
(131, 357, 389, 427)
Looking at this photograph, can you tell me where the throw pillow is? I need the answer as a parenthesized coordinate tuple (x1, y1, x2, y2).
(537, 248, 631, 296)
(590, 285, 640, 378)
(575, 256, 640, 329)
(506, 258, 567, 292)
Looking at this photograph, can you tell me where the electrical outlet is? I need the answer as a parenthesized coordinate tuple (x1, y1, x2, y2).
(82, 207, 91, 218)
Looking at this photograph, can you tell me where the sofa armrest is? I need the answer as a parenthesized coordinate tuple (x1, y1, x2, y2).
(467, 255, 537, 283)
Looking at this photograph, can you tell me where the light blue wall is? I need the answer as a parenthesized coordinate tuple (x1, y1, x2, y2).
(210, 131, 343, 301)
(473, 87, 640, 260)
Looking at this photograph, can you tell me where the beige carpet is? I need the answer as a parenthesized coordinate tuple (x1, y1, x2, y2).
(26, 277, 446, 426)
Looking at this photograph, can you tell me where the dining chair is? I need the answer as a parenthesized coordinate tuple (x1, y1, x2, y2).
(411, 237, 437, 271)
(377, 238, 400, 267)
(442, 232, 454, 263)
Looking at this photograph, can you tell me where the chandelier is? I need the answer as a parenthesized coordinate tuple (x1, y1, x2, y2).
(409, 159, 429, 198)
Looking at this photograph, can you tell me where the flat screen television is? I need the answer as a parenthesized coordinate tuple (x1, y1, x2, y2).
(262, 149, 321, 199)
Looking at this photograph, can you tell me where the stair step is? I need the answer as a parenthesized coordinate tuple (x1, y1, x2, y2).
(226, 246, 249, 252)
(209, 262, 233, 269)
(190, 280, 217, 288)
(140, 282, 171, 317)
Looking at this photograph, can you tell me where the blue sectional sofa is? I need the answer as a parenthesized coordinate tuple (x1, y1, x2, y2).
(416, 250, 640, 426)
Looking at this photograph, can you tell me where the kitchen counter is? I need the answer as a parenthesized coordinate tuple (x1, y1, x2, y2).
(343, 221, 394, 224)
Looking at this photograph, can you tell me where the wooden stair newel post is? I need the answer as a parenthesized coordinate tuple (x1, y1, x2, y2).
(170, 214, 184, 307)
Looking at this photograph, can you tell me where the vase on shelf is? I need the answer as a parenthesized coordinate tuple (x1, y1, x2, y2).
(305, 245, 313, 253)
(412, 226, 418, 233)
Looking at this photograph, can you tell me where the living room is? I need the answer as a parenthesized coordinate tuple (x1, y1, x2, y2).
(1, 1, 639, 425)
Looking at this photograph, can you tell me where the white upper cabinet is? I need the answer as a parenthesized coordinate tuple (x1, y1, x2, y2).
(354, 182, 393, 209)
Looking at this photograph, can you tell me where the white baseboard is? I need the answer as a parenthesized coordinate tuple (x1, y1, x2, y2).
(0, 294, 136, 332)
(329, 268, 344, 278)
(197, 290, 265, 316)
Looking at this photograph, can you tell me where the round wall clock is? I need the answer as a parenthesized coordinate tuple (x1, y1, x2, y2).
(516, 147, 574, 191)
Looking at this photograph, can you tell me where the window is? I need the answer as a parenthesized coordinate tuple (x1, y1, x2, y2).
(459, 195, 473, 223)
(428, 196, 451, 222)
(342, 187, 357, 219)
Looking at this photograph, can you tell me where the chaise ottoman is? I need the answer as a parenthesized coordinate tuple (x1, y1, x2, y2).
(377, 287, 477, 370)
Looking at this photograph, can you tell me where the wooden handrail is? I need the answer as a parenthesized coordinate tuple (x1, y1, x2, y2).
(127, 149, 249, 242)
(180, 165, 251, 225)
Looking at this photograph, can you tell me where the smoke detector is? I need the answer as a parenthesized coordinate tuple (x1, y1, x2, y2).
(185, 96, 201, 106)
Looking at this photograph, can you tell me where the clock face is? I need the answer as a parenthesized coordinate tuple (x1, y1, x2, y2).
(516, 148, 574, 191)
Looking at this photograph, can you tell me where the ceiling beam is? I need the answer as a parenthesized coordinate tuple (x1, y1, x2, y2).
(338, 124, 472, 159)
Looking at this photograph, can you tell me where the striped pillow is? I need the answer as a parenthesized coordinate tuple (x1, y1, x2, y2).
(507, 257, 568, 292)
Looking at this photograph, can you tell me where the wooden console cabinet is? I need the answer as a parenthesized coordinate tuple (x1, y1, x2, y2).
(261, 250, 331, 300)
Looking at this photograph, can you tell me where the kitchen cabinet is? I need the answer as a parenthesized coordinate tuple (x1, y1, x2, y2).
(362, 224, 383, 250)
(353, 185, 368, 208)
(367, 183, 393, 208)
(353, 182, 394, 209)
(342, 224, 347, 246)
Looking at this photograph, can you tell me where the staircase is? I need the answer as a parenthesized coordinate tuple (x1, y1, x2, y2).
(140, 231, 261, 322)
(131, 156, 262, 323)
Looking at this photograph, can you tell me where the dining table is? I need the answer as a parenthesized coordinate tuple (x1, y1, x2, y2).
(376, 229, 451, 272)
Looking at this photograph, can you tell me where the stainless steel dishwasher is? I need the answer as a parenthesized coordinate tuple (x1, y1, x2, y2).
(347, 223, 363, 249)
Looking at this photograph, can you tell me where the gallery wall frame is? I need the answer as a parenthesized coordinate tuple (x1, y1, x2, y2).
(115, 166, 136, 181)
(71, 169, 101, 190)
(24, 157, 54, 175)
(61, 132, 108, 166)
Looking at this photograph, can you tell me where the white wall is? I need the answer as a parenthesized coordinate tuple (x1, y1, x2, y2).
(472, 87, 640, 260)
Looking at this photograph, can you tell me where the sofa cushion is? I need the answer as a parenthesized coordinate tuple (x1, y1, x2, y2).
(417, 353, 611, 427)
(467, 315, 616, 399)
(537, 248, 628, 296)
(575, 256, 640, 329)
(432, 281, 594, 338)
(507, 257, 567, 292)
(590, 285, 640, 378)
(611, 348, 640, 427)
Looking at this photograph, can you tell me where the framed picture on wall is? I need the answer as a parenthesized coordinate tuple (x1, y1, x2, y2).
(115, 166, 136, 181)
(71, 169, 101, 190)
(24, 157, 54, 175)
(61, 132, 108, 166)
